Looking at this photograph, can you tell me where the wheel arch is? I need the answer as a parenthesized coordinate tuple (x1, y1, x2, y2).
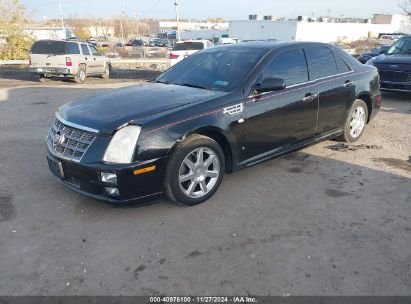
(168, 126, 234, 174)
(355, 92, 372, 123)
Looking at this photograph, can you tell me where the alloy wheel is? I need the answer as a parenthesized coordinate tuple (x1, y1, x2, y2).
(178, 147, 220, 199)
(349, 106, 366, 138)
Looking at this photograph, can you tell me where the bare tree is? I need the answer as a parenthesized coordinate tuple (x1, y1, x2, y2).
(399, 0, 411, 16)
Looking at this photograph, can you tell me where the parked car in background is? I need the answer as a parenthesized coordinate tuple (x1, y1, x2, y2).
(46, 42, 381, 206)
(367, 35, 411, 92)
(169, 40, 214, 66)
(358, 45, 391, 64)
(29, 40, 111, 83)
(149, 38, 170, 47)
(86, 37, 98, 47)
(126, 39, 146, 47)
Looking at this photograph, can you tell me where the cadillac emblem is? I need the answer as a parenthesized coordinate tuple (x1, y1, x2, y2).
(52, 130, 65, 147)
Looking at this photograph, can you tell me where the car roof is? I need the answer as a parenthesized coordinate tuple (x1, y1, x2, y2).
(176, 40, 210, 43)
(210, 40, 334, 51)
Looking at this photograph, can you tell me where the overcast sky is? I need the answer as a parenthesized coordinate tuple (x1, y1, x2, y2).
(22, 0, 403, 20)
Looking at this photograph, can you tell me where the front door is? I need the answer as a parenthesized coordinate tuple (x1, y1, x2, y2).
(88, 45, 106, 74)
(244, 48, 318, 161)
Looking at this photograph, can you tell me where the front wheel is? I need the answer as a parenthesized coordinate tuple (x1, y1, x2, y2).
(340, 99, 368, 143)
(164, 134, 225, 206)
(101, 64, 110, 79)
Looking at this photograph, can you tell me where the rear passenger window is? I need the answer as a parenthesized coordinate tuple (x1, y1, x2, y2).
(81, 44, 90, 55)
(67, 42, 80, 54)
(333, 53, 352, 73)
(261, 49, 309, 86)
(305, 47, 338, 80)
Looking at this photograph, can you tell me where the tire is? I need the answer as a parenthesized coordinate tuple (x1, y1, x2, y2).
(101, 64, 110, 79)
(164, 134, 225, 206)
(74, 65, 86, 84)
(339, 99, 368, 143)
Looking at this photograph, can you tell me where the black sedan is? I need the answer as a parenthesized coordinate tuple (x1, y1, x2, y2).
(46, 41, 381, 206)
(358, 45, 390, 64)
(367, 35, 411, 92)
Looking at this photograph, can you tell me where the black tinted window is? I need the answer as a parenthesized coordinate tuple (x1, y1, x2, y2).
(262, 49, 308, 86)
(305, 47, 338, 80)
(333, 53, 351, 73)
(173, 42, 204, 51)
(67, 42, 80, 54)
(81, 44, 90, 55)
(30, 40, 66, 55)
(156, 48, 267, 92)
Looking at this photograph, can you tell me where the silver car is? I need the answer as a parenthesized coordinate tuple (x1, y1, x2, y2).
(29, 40, 111, 83)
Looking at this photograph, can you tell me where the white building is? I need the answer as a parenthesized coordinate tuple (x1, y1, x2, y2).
(148, 21, 229, 34)
(23, 26, 74, 40)
(229, 14, 411, 43)
(179, 29, 229, 40)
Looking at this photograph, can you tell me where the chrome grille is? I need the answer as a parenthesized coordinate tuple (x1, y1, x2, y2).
(380, 70, 411, 83)
(47, 118, 97, 162)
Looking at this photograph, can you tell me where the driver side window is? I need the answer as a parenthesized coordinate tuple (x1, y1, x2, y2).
(261, 49, 309, 87)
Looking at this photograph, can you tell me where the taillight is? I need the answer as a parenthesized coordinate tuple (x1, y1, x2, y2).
(65, 57, 72, 67)
(169, 53, 179, 59)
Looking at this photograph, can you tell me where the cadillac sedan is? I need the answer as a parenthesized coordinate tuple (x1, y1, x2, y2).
(46, 41, 381, 206)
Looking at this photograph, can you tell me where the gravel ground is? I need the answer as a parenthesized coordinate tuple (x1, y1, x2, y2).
(0, 71, 410, 296)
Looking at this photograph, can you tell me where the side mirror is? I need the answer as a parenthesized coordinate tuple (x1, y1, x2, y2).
(255, 77, 286, 94)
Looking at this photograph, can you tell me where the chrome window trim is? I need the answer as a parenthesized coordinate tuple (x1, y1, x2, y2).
(55, 112, 99, 134)
(249, 70, 355, 98)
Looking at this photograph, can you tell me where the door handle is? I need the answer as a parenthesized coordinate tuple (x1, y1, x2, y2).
(85, 57, 88, 60)
(344, 81, 354, 88)
(302, 93, 318, 102)
(93, 57, 96, 61)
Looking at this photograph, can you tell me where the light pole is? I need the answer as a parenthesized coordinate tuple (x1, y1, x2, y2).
(58, 0, 66, 39)
(174, 0, 181, 41)
(120, 11, 125, 45)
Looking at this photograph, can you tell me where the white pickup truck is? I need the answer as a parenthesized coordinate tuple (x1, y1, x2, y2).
(29, 40, 111, 83)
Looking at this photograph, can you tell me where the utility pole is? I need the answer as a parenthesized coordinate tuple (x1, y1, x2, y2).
(120, 11, 125, 45)
(58, 0, 66, 39)
(174, 0, 181, 41)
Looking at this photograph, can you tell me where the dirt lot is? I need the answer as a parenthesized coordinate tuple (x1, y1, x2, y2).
(0, 69, 410, 296)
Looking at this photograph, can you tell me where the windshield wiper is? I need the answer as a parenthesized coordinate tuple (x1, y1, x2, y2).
(175, 83, 208, 90)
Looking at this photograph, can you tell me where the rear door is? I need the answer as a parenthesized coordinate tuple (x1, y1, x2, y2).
(80, 44, 92, 73)
(304, 46, 355, 134)
(88, 44, 105, 74)
(244, 48, 319, 160)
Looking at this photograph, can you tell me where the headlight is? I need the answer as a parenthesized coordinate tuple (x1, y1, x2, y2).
(366, 58, 375, 65)
(103, 125, 141, 164)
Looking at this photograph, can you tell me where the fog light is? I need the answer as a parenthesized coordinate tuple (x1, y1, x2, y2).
(101, 172, 117, 185)
(105, 187, 120, 197)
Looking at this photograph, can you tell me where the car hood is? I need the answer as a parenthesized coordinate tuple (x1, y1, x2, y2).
(373, 54, 411, 71)
(58, 83, 227, 134)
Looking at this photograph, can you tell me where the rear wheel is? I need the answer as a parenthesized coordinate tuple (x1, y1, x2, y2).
(74, 65, 86, 84)
(340, 99, 368, 143)
(164, 134, 225, 206)
(33, 73, 50, 83)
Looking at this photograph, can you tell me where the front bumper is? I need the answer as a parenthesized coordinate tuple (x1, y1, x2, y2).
(46, 152, 168, 204)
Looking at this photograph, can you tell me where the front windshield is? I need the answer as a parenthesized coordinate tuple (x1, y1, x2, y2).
(388, 38, 411, 55)
(156, 47, 268, 92)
